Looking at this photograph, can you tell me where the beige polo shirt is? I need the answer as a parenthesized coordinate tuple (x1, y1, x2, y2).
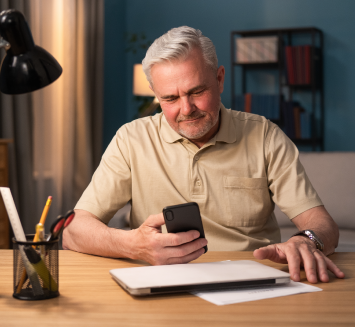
(75, 104, 322, 250)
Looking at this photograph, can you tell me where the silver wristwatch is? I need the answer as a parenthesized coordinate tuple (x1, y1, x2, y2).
(291, 230, 324, 251)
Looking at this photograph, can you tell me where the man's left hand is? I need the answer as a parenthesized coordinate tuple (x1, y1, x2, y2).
(253, 236, 345, 283)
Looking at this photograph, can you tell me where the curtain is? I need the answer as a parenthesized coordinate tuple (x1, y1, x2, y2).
(0, 0, 104, 234)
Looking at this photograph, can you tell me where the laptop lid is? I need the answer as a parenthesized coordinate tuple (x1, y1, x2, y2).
(110, 260, 290, 296)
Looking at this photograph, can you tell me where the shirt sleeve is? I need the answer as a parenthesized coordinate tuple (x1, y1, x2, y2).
(265, 124, 323, 219)
(74, 127, 132, 224)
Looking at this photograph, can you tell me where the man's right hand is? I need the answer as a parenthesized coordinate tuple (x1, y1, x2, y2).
(63, 210, 207, 265)
(129, 213, 208, 265)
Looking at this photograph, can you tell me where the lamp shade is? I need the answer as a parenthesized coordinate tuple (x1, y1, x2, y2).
(0, 9, 62, 94)
(133, 64, 155, 97)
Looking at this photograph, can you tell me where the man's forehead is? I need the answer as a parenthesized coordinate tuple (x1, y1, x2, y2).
(150, 53, 214, 96)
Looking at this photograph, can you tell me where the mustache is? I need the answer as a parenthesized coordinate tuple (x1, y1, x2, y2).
(176, 111, 206, 122)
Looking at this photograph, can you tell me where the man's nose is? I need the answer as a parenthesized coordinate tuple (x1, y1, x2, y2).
(180, 96, 195, 115)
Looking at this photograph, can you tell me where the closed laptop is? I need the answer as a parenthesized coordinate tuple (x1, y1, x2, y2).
(110, 260, 290, 296)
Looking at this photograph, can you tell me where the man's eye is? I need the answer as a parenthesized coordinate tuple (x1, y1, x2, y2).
(193, 90, 204, 95)
(166, 98, 177, 102)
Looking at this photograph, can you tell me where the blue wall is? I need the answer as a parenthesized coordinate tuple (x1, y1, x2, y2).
(104, 0, 355, 151)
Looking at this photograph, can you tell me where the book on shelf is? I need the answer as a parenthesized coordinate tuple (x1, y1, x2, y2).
(234, 96, 312, 139)
(234, 94, 280, 120)
(284, 45, 317, 85)
(296, 46, 303, 84)
(244, 93, 252, 112)
(236, 36, 278, 64)
(282, 101, 311, 139)
(282, 101, 296, 139)
(285, 46, 294, 84)
(293, 106, 302, 139)
(304, 45, 311, 84)
(300, 111, 311, 139)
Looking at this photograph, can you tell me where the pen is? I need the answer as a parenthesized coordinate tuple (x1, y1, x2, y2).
(16, 196, 52, 294)
(23, 246, 58, 292)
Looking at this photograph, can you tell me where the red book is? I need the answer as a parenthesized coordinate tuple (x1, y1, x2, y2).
(301, 46, 306, 84)
(285, 46, 294, 84)
(244, 93, 252, 113)
(304, 45, 311, 84)
(296, 46, 303, 84)
(292, 47, 298, 84)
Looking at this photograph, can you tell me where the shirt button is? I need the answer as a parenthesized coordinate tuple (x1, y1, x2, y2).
(196, 180, 201, 186)
(194, 156, 199, 161)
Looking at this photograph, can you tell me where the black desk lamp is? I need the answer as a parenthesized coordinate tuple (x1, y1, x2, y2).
(0, 9, 62, 94)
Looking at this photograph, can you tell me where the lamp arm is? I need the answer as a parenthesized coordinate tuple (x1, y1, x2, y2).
(0, 37, 10, 50)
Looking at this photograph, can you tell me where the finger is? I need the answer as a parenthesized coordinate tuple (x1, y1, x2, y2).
(159, 230, 201, 247)
(253, 246, 274, 260)
(324, 256, 345, 279)
(253, 248, 266, 260)
(143, 213, 165, 228)
(253, 245, 287, 263)
(283, 245, 302, 282)
(166, 247, 206, 265)
(148, 237, 206, 265)
(312, 251, 329, 283)
(298, 246, 318, 283)
(167, 237, 208, 258)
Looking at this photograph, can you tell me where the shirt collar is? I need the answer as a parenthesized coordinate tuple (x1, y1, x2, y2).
(160, 114, 184, 144)
(160, 103, 237, 145)
(214, 103, 237, 144)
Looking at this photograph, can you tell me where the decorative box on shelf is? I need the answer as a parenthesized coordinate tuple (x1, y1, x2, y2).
(236, 36, 278, 64)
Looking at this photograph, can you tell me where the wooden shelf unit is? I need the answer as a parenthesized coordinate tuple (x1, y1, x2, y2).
(231, 27, 324, 151)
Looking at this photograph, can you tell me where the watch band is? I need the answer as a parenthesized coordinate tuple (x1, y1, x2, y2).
(291, 229, 324, 251)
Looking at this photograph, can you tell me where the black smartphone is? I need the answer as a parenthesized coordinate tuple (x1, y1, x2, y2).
(163, 202, 207, 253)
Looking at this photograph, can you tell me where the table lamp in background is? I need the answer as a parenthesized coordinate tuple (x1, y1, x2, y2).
(0, 9, 62, 94)
(133, 63, 159, 117)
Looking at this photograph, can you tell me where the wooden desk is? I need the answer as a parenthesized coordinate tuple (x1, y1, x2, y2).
(0, 250, 354, 326)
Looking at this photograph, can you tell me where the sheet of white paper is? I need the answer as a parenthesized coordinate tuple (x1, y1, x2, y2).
(192, 281, 322, 306)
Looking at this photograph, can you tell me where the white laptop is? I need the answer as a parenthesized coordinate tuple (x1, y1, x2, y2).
(109, 260, 290, 296)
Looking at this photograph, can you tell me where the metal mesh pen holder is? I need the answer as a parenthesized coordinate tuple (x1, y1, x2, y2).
(13, 234, 59, 300)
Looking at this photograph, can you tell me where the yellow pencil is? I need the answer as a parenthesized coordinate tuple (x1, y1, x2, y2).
(33, 196, 52, 242)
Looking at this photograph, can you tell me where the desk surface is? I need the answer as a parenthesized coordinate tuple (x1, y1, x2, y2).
(0, 250, 354, 327)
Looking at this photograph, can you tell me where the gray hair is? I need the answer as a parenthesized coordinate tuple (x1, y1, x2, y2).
(142, 26, 218, 85)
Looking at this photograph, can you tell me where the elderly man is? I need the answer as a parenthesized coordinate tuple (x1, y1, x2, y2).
(63, 26, 344, 284)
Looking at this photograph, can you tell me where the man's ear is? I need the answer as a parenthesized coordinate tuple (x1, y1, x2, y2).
(217, 65, 225, 94)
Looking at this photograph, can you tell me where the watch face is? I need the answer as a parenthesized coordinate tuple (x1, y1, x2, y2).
(305, 230, 324, 251)
(292, 230, 324, 251)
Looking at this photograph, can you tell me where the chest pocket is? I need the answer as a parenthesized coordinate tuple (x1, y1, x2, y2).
(223, 176, 273, 227)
